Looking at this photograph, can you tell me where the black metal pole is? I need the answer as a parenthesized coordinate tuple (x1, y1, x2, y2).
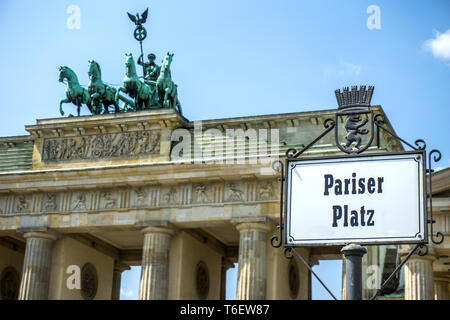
(341, 244, 367, 300)
(139, 40, 145, 78)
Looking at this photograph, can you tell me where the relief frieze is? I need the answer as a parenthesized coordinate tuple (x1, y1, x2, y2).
(41, 130, 160, 161)
(0, 179, 279, 215)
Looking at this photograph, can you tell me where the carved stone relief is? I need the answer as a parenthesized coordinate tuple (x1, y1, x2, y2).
(42, 193, 58, 212)
(226, 183, 244, 202)
(15, 195, 30, 213)
(134, 187, 146, 206)
(71, 192, 89, 211)
(100, 191, 117, 209)
(258, 181, 274, 200)
(1, 178, 279, 214)
(161, 186, 178, 205)
(42, 130, 160, 162)
(193, 184, 210, 203)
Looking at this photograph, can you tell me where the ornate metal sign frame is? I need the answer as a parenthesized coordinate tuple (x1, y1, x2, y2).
(270, 85, 444, 300)
(284, 150, 427, 246)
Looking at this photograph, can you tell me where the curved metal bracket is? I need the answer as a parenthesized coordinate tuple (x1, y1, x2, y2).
(286, 118, 335, 159)
(427, 149, 444, 245)
(270, 160, 285, 249)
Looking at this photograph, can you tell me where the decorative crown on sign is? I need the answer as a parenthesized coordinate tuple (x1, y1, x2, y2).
(335, 85, 374, 111)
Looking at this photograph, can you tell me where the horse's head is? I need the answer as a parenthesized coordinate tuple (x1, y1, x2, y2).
(59, 66, 72, 83)
(58, 66, 67, 82)
(58, 66, 79, 85)
(125, 53, 137, 77)
(162, 52, 174, 68)
(88, 60, 101, 81)
(160, 52, 174, 76)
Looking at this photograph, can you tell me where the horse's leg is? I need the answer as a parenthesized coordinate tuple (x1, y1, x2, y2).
(103, 102, 110, 114)
(113, 100, 120, 113)
(90, 93, 99, 114)
(173, 87, 182, 114)
(117, 94, 135, 111)
(157, 83, 164, 106)
(164, 86, 170, 108)
(86, 101, 93, 115)
(172, 86, 181, 112)
(176, 99, 182, 114)
(115, 87, 125, 107)
(59, 98, 70, 116)
(76, 99, 81, 117)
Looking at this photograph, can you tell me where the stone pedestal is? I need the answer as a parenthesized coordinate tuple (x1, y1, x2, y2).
(111, 262, 130, 300)
(138, 226, 175, 300)
(18, 232, 57, 300)
(434, 278, 450, 300)
(399, 246, 436, 300)
(235, 222, 271, 300)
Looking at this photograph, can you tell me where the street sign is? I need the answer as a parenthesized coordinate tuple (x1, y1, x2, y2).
(285, 151, 426, 246)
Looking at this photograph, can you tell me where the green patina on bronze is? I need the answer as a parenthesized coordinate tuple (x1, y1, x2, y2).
(59, 66, 92, 117)
(58, 8, 182, 117)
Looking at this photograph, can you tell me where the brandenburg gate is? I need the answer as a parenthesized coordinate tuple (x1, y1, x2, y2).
(0, 9, 449, 301)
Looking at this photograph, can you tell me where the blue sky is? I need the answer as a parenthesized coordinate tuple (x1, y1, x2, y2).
(1, 1, 448, 300)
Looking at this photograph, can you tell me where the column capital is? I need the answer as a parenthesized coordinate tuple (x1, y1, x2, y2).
(23, 231, 59, 241)
(141, 226, 176, 237)
(235, 222, 273, 233)
(231, 217, 274, 233)
(114, 262, 131, 273)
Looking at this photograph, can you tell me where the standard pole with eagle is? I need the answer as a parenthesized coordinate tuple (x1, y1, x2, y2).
(127, 8, 149, 78)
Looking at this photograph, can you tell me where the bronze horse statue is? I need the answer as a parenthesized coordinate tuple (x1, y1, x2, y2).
(58, 66, 92, 116)
(156, 52, 182, 114)
(87, 60, 121, 114)
(115, 53, 154, 111)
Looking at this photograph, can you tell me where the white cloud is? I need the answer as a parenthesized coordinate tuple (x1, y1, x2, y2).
(339, 61, 362, 77)
(424, 29, 450, 61)
(323, 60, 362, 80)
(120, 288, 135, 298)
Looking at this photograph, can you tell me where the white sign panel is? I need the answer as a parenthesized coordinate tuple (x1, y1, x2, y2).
(285, 152, 426, 246)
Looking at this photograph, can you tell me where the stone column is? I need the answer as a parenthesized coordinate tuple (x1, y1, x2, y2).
(341, 258, 347, 300)
(235, 222, 271, 300)
(111, 262, 130, 300)
(138, 226, 175, 300)
(434, 278, 450, 300)
(399, 246, 436, 300)
(18, 232, 57, 300)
